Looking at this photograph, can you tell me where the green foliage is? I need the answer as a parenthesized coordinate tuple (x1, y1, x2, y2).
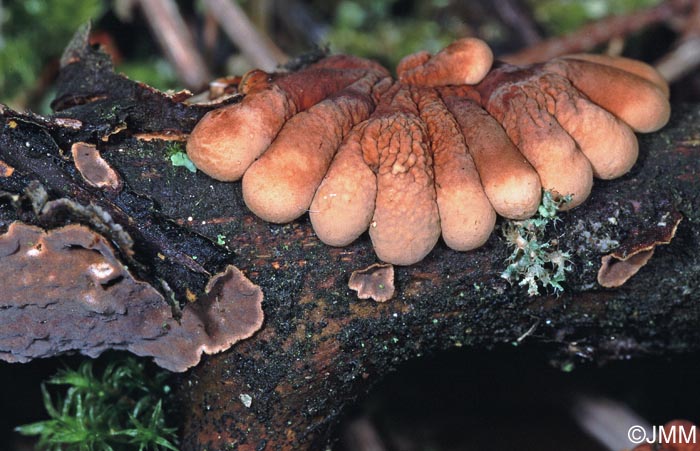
(16, 356, 178, 451)
(526, 0, 662, 35)
(116, 59, 180, 93)
(0, 0, 103, 105)
(321, 0, 461, 69)
(501, 191, 573, 296)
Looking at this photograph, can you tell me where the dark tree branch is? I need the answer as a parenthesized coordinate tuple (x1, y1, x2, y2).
(1, 33, 699, 451)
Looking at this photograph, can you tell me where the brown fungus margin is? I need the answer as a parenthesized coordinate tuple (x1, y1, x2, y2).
(0, 160, 13, 178)
(348, 263, 395, 302)
(71, 142, 122, 191)
(597, 210, 683, 288)
(0, 221, 264, 372)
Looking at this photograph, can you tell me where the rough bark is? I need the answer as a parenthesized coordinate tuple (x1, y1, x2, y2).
(1, 34, 699, 451)
(173, 104, 700, 450)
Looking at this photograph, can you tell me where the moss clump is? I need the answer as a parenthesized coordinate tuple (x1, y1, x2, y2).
(16, 356, 178, 451)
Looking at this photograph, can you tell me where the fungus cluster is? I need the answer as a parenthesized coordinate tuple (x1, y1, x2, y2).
(187, 38, 670, 265)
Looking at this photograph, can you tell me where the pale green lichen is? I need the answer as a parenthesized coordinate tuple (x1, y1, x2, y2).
(166, 142, 196, 173)
(169, 150, 196, 173)
(501, 191, 573, 296)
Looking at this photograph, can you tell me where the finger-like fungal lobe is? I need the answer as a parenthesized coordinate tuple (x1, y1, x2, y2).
(475, 53, 670, 206)
(364, 85, 441, 265)
(313, 84, 442, 265)
(415, 88, 496, 250)
(242, 70, 391, 223)
(187, 40, 671, 265)
(477, 65, 595, 208)
(560, 54, 670, 98)
(398, 37, 494, 87)
(187, 56, 389, 181)
(440, 87, 542, 219)
(544, 57, 670, 133)
(309, 123, 378, 247)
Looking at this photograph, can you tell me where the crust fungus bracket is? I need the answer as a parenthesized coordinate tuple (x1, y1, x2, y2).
(597, 210, 683, 288)
(348, 263, 395, 302)
(0, 222, 263, 372)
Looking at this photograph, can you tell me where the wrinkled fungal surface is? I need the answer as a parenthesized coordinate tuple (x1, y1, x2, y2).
(187, 38, 670, 266)
(0, 221, 264, 372)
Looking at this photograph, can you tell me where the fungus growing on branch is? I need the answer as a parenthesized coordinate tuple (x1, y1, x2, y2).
(242, 70, 391, 223)
(71, 142, 122, 191)
(439, 88, 542, 220)
(187, 56, 390, 181)
(186, 39, 670, 266)
(415, 87, 496, 251)
(348, 263, 395, 302)
(597, 210, 682, 288)
(0, 222, 264, 372)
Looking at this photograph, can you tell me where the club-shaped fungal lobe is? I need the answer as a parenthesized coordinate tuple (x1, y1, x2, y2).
(186, 38, 670, 265)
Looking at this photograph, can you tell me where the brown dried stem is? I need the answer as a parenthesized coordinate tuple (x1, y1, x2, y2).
(501, 1, 682, 65)
(493, 0, 542, 46)
(201, 0, 288, 71)
(136, 0, 211, 90)
(655, 0, 700, 82)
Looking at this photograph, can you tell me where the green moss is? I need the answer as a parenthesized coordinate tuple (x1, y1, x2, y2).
(168, 143, 197, 174)
(16, 356, 178, 451)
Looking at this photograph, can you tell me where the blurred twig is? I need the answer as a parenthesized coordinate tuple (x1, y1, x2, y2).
(572, 395, 651, 451)
(655, 0, 700, 82)
(136, 0, 211, 90)
(655, 36, 700, 82)
(250, 0, 274, 35)
(501, 1, 687, 65)
(274, 0, 329, 47)
(201, 0, 288, 71)
(341, 417, 387, 451)
(493, 0, 542, 46)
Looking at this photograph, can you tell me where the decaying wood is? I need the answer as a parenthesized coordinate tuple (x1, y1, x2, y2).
(1, 32, 700, 451)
